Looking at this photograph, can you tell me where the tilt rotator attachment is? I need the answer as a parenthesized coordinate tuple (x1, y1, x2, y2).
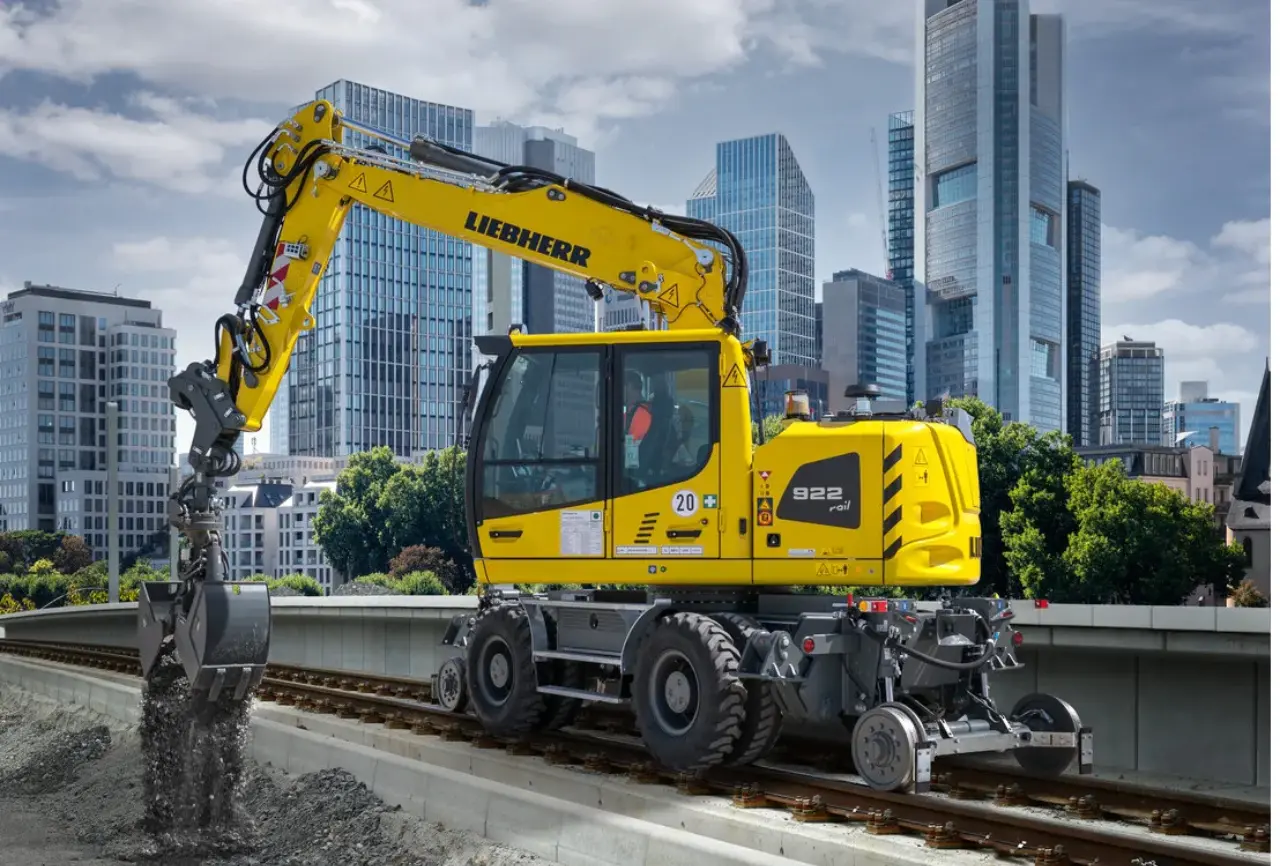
(137, 551, 271, 704)
(737, 596, 1093, 792)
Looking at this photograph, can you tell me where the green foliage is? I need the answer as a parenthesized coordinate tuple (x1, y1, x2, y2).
(393, 571, 447, 596)
(1230, 579, 1268, 608)
(752, 414, 785, 446)
(946, 396, 1080, 598)
(0, 530, 66, 571)
(0, 593, 34, 614)
(389, 545, 466, 593)
(268, 574, 324, 597)
(999, 443, 1244, 605)
(313, 446, 472, 587)
(313, 446, 402, 580)
(53, 535, 93, 574)
(354, 573, 398, 589)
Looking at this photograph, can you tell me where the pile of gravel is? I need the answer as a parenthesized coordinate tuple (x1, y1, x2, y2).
(0, 684, 557, 866)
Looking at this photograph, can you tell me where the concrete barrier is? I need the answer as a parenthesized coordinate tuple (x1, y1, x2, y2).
(0, 654, 997, 866)
(1, 597, 1269, 788)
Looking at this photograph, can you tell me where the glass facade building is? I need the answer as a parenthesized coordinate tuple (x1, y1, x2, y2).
(821, 268, 909, 406)
(1066, 180, 1101, 446)
(886, 111, 917, 403)
(282, 80, 474, 457)
(686, 134, 817, 367)
(0, 283, 176, 559)
(1162, 381, 1240, 455)
(915, 0, 1067, 432)
(1098, 340, 1164, 446)
(473, 121, 596, 337)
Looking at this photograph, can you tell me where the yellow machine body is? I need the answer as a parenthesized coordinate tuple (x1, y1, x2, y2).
(201, 99, 982, 594)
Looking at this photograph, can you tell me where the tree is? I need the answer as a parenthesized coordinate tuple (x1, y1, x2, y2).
(946, 396, 1078, 597)
(390, 545, 466, 593)
(1005, 459, 1246, 604)
(312, 446, 401, 579)
(53, 535, 92, 574)
(378, 448, 471, 581)
(752, 414, 785, 446)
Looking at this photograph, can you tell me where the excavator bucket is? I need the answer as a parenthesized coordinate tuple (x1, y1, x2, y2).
(138, 579, 272, 702)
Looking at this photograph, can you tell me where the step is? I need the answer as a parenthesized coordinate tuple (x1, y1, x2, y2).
(535, 649, 622, 667)
(537, 684, 627, 705)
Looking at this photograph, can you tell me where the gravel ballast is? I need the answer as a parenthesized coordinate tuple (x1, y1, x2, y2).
(0, 684, 557, 866)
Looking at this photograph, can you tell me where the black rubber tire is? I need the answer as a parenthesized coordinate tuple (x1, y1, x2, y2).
(537, 611, 584, 731)
(632, 611, 746, 771)
(465, 605, 544, 736)
(711, 613, 785, 767)
(1012, 693, 1082, 777)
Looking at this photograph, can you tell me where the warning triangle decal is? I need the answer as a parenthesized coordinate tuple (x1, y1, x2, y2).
(721, 364, 746, 388)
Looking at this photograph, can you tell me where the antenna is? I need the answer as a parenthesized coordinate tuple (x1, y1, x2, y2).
(870, 127, 890, 280)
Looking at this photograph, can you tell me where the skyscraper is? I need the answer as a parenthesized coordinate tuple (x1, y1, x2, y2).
(284, 79, 474, 457)
(886, 110, 917, 404)
(914, 0, 1067, 431)
(473, 121, 596, 336)
(821, 269, 909, 405)
(1098, 339, 1164, 446)
(687, 134, 817, 367)
(1162, 381, 1241, 455)
(1066, 180, 1102, 446)
(0, 282, 176, 558)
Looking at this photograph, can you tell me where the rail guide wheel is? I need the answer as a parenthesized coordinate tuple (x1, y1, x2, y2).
(436, 655, 468, 714)
(851, 704, 926, 792)
(1012, 693, 1084, 776)
(631, 611, 747, 772)
(464, 606, 544, 736)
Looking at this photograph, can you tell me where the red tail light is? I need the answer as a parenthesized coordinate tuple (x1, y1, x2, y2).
(1033, 599, 1049, 609)
(801, 637, 816, 654)
(871, 600, 889, 613)
(1012, 630, 1023, 647)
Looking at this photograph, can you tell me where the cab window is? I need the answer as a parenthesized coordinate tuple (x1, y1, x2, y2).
(480, 348, 602, 518)
(618, 345, 717, 495)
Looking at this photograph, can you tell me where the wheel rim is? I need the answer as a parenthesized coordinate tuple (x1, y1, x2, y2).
(649, 648, 700, 736)
(476, 635, 514, 707)
(852, 707, 917, 790)
(439, 659, 464, 711)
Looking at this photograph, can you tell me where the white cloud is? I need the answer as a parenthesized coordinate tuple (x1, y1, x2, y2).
(1102, 217, 1270, 309)
(0, 93, 271, 194)
(1099, 319, 1264, 433)
(0, 0, 800, 136)
(106, 234, 262, 450)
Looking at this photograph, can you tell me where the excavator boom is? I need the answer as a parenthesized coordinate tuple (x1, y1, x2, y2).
(140, 99, 751, 701)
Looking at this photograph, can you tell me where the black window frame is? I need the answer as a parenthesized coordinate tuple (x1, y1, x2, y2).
(612, 341, 721, 497)
(473, 343, 607, 521)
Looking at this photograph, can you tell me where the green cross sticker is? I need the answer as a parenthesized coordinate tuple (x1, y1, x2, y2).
(702, 494, 718, 509)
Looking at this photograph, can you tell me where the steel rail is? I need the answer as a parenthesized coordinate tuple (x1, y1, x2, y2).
(0, 637, 1268, 863)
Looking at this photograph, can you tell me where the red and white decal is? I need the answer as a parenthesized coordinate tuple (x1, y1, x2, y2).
(260, 243, 293, 310)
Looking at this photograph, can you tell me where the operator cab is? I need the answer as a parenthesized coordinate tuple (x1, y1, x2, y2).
(462, 329, 745, 576)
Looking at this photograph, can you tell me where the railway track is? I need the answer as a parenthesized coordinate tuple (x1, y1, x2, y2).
(0, 637, 1269, 866)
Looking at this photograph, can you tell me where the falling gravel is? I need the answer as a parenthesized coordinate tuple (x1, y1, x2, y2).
(0, 684, 556, 866)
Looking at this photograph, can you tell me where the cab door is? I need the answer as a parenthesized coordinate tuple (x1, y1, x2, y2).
(610, 342, 721, 562)
(471, 344, 606, 579)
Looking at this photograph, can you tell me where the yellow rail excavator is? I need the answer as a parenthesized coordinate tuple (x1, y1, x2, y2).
(140, 99, 1091, 795)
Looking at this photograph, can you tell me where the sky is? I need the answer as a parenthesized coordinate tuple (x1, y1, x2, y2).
(0, 0, 1271, 457)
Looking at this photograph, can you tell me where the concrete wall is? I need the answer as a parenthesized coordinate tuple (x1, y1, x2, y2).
(989, 649, 1270, 787)
(1, 598, 1269, 788)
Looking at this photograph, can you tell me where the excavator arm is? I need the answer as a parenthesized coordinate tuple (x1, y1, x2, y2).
(139, 99, 751, 701)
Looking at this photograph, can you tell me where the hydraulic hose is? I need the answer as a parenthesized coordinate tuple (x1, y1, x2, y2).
(895, 638, 996, 671)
